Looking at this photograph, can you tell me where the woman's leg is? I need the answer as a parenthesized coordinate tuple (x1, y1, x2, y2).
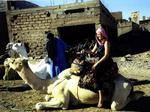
(97, 90, 104, 108)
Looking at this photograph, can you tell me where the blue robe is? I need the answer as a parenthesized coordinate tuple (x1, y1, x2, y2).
(48, 37, 68, 78)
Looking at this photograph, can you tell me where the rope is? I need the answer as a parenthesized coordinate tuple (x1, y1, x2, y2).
(0, 52, 8, 63)
(77, 82, 81, 102)
(0, 52, 8, 59)
(52, 78, 66, 89)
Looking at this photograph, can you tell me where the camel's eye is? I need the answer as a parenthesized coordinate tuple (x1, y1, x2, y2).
(11, 59, 15, 63)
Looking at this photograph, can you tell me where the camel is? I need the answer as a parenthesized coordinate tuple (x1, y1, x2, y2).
(3, 43, 50, 80)
(6, 57, 140, 111)
(2, 43, 22, 80)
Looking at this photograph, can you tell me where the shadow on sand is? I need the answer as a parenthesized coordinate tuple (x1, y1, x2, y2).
(130, 78, 150, 86)
(0, 84, 31, 92)
(124, 96, 150, 112)
(122, 78, 150, 112)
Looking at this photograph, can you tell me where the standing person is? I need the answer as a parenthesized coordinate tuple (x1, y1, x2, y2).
(46, 32, 69, 78)
(91, 26, 114, 108)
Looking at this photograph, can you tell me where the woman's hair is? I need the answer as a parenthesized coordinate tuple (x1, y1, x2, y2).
(96, 26, 108, 39)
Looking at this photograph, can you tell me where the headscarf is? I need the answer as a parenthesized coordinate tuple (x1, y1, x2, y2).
(96, 26, 108, 39)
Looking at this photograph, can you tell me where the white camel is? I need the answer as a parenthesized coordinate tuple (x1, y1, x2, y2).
(6, 57, 141, 111)
(4, 42, 50, 79)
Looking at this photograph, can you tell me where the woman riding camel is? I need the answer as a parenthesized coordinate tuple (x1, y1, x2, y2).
(78, 26, 118, 108)
(91, 26, 115, 108)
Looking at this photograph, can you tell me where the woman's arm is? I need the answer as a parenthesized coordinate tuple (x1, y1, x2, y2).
(92, 40, 110, 70)
(91, 43, 97, 53)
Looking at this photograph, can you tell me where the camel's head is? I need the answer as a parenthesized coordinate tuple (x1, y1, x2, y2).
(12, 43, 23, 51)
(5, 43, 17, 57)
(6, 58, 28, 71)
(5, 42, 27, 58)
(6, 43, 28, 59)
(70, 58, 85, 75)
(6, 42, 14, 51)
(12, 43, 28, 59)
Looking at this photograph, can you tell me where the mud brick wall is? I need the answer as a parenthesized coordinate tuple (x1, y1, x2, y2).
(7, 0, 116, 59)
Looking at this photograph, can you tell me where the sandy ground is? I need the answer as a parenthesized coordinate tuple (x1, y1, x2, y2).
(0, 51, 150, 112)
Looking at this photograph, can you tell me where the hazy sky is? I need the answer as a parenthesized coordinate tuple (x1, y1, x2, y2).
(27, 0, 150, 20)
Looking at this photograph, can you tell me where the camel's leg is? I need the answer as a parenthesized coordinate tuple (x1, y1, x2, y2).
(36, 87, 70, 110)
(3, 66, 10, 80)
(35, 98, 64, 110)
(45, 94, 53, 101)
(62, 85, 70, 109)
(111, 80, 132, 111)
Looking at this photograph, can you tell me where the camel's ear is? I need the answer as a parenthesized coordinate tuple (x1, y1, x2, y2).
(22, 58, 28, 63)
(22, 59, 29, 68)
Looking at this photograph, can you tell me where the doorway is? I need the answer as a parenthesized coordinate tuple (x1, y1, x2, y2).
(58, 24, 96, 46)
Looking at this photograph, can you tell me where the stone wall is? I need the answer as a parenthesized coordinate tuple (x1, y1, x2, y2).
(7, 0, 117, 59)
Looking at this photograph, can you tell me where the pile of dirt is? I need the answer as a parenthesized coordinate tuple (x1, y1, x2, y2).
(113, 51, 150, 79)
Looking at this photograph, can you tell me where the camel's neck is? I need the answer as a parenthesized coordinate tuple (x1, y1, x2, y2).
(17, 66, 56, 93)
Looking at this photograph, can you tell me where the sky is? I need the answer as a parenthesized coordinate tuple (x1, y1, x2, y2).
(27, 0, 150, 20)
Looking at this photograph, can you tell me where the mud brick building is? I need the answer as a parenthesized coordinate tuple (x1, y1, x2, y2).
(0, 0, 38, 56)
(117, 21, 139, 37)
(4, 0, 117, 59)
(112, 12, 140, 37)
